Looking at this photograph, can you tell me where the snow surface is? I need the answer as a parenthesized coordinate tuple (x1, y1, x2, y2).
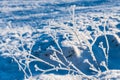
(0, 0, 120, 80)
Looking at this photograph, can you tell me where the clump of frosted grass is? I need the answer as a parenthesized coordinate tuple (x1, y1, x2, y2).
(0, 5, 120, 79)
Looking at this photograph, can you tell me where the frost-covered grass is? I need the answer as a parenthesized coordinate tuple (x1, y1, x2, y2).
(1, 1, 120, 80)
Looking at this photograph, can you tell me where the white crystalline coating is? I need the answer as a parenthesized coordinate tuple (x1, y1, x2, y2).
(1, 0, 120, 80)
(113, 34, 120, 44)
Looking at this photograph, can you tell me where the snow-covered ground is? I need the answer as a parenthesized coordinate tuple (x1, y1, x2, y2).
(0, 0, 120, 80)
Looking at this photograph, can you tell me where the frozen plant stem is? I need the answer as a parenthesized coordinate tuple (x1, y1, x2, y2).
(103, 17, 109, 68)
(49, 32, 87, 76)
